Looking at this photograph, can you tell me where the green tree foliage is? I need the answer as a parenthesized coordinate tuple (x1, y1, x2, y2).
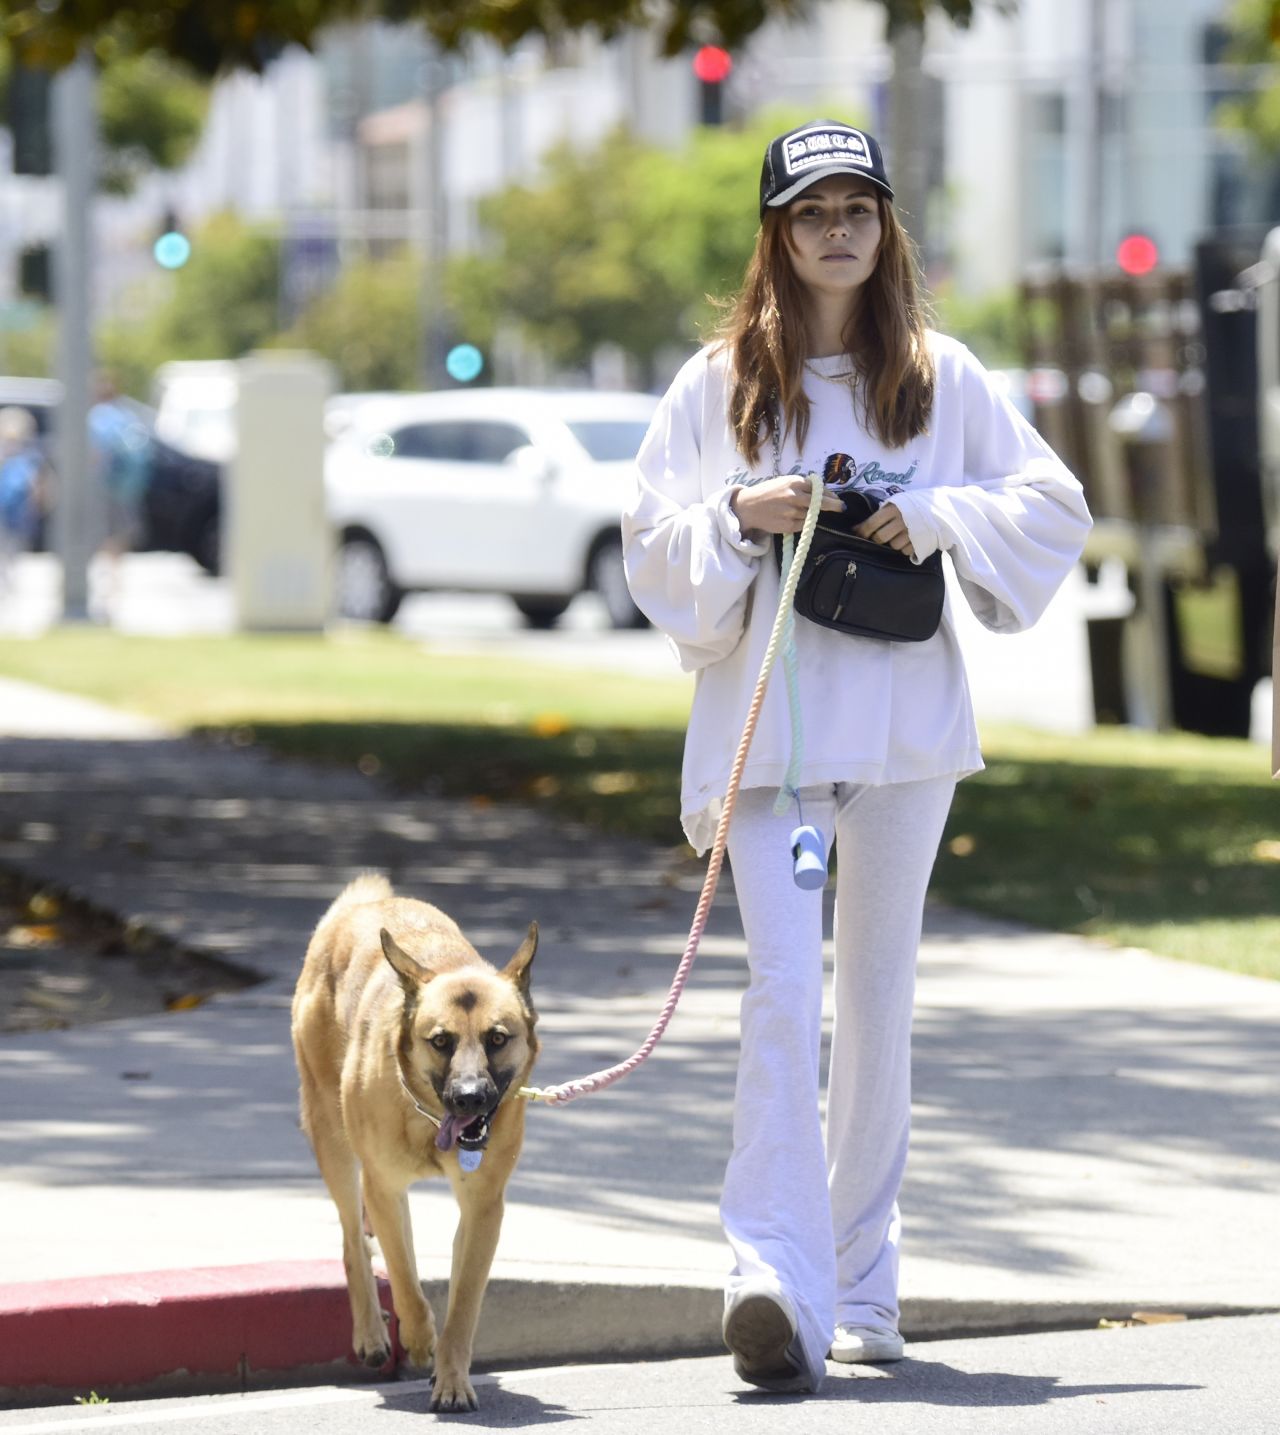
(447, 131, 676, 376)
(148, 213, 281, 359)
(98, 213, 281, 396)
(1218, 0, 1280, 154)
(0, 43, 208, 193)
(0, 305, 55, 376)
(931, 285, 1023, 368)
(0, 1, 979, 75)
(283, 251, 425, 392)
(446, 109, 845, 377)
(96, 50, 209, 193)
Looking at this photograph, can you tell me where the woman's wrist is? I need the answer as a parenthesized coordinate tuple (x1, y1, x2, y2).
(730, 486, 756, 536)
(723, 485, 768, 552)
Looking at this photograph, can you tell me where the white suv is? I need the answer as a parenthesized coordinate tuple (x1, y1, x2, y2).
(325, 388, 657, 628)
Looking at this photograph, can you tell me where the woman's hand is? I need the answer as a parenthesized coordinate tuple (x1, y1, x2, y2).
(731, 476, 845, 536)
(854, 502, 916, 560)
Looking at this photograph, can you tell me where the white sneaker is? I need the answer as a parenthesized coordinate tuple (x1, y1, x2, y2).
(722, 1281, 820, 1393)
(829, 1324, 905, 1364)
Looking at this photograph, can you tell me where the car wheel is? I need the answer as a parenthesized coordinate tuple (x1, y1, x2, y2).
(513, 597, 571, 629)
(193, 512, 221, 576)
(589, 538, 647, 630)
(336, 535, 402, 624)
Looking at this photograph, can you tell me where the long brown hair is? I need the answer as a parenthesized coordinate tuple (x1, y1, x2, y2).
(715, 196, 935, 466)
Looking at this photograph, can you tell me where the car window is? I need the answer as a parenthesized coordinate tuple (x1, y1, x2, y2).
(388, 423, 466, 461)
(387, 420, 529, 463)
(565, 420, 652, 462)
(471, 422, 529, 464)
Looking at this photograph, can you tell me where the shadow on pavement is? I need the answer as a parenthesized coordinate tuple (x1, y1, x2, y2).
(2, 732, 1278, 1280)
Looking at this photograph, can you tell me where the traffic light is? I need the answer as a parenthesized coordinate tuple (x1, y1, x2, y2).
(18, 245, 51, 301)
(8, 62, 52, 177)
(693, 45, 732, 126)
(153, 209, 191, 270)
(1116, 232, 1159, 277)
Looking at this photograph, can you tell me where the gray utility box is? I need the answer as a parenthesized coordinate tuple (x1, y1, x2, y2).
(226, 351, 333, 632)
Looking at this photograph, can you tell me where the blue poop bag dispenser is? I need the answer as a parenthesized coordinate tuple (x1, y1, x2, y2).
(790, 824, 828, 890)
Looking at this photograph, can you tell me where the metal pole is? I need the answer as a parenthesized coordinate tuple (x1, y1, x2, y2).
(423, 53, 450, 386)
(51, 51, 96, 624)
(888, 23, 927, 250)
(1072, 0, 1106, 268)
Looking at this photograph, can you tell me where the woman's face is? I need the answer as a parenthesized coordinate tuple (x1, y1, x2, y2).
(785, 177, 883, 304)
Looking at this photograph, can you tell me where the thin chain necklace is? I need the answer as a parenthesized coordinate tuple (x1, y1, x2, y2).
(804, 359, 856, 385)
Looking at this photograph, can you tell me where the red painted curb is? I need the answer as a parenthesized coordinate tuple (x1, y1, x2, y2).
(0, 1261, 397, 1395)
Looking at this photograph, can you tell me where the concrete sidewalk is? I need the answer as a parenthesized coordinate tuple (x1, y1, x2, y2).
(1, 677, 1278, 1402)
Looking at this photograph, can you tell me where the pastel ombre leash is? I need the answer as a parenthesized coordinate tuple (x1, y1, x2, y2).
(519, 475, 825, 1106)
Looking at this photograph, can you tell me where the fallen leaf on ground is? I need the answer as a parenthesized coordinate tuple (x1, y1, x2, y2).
(5, 924, 61, 947)
(165, 993, 206, 1011)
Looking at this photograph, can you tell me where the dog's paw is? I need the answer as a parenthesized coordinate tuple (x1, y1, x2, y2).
(398, 1315, 437, 1372)
(354, 1336, 392, 1369)
(430, 1370, 479, 1414)
(353, 1308, 393, 1368)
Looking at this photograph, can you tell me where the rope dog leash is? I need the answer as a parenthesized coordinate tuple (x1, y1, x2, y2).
(519, 475, 825, 1106)
(774, 529, 805, 815)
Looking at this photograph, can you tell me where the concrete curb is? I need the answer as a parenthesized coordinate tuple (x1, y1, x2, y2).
(3, 1261, 1272, 1409)
(0, 1263, 397, 1405)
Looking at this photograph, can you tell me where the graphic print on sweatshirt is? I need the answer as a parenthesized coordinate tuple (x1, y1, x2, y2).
(728, 449, 918, 516)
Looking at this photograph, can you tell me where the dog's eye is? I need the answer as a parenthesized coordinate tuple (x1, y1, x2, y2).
(487, 1030, 509, 1049)
(428, 1032, 453, 1052)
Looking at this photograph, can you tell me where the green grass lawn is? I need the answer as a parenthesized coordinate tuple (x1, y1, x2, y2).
(1, 628, 1275, 979)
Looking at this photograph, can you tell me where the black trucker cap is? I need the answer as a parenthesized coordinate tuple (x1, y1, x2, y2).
(759, 120, 894, 215)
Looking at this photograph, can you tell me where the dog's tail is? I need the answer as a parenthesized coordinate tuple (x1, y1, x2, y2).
(320, 872, 393, 926)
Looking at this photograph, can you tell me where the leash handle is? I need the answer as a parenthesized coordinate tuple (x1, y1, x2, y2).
(520, 475, 826, 1108)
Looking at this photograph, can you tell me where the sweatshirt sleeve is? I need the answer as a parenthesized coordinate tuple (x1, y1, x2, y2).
(892, 344, 1093, 634)
(622, 353, 771, 671)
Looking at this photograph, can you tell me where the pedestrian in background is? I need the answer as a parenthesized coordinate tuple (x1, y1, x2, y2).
(623, 120, 1091, 1394)
(89, 371, 151, 614)
(0, 406, 44, 597)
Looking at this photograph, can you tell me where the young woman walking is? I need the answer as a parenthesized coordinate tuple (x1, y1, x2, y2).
(623, 120, 1091, 1394)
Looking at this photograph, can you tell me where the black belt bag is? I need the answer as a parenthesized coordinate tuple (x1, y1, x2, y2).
(767, 405, 944, 643)
(780, 519, 945, 643)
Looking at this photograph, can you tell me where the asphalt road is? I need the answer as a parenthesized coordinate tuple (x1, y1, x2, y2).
(1, 1316, 1274, 1434)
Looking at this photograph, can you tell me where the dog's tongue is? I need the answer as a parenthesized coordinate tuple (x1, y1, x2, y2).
(435, 1114, 476, 1152)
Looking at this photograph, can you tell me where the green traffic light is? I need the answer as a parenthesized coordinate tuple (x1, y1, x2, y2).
(154, 232, 192, 269)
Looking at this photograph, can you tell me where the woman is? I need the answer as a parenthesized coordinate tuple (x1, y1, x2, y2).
(623, 120, 1091, 1394)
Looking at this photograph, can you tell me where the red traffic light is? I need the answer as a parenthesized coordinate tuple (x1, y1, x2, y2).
(693, 45, 733, 84)
(1116, 233, 1159, 276)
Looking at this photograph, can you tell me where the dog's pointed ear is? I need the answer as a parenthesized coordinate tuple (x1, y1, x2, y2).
(501, 921, 537, 998)
(380, 929, 435, 990)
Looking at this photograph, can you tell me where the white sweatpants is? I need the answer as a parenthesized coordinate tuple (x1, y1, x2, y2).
(721, 776, 957, 1372)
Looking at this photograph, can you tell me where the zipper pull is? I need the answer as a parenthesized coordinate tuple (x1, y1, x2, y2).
(832, 560, 858, 621)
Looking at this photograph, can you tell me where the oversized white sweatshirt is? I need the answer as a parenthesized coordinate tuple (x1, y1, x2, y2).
(622, 332, 1093, 853)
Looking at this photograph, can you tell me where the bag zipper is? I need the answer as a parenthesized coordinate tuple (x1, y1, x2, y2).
(832, 560, 858, 621)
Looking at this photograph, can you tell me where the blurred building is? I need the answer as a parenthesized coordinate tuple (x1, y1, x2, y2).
(734, 0, 1276, 293)
(3, 0, 1276, 334)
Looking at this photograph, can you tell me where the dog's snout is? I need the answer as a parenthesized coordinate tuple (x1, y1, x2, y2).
(448, 1079, 492, 1115)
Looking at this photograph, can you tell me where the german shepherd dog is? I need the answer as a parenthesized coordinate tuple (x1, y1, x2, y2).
(291, 874, 539, 1412)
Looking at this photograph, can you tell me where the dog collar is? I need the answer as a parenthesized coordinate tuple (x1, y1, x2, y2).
(396, 1066, 442, 1129)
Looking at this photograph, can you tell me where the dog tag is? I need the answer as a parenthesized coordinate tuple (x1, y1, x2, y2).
(458, 1147, 483, 1174)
